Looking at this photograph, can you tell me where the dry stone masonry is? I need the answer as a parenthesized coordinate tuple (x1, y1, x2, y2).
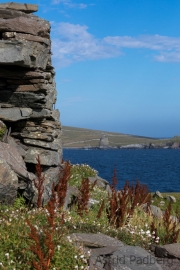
(0, 2, 62, 204)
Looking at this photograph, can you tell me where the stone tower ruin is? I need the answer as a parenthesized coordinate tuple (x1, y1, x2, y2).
(0, 2, 62, 204)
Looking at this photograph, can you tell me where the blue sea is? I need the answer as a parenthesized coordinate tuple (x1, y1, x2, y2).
(63, 149, 180, 192)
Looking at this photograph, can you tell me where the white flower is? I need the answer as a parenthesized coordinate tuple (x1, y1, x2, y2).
(57, 245, 60, 251)
(5, 253, 9, 258)
(80, 255, 84, 258)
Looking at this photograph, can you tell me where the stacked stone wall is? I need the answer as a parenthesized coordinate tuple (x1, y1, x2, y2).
(0, 3, 62, 204)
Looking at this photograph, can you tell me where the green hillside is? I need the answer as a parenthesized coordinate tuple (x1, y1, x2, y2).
(61, 126, 177, 148)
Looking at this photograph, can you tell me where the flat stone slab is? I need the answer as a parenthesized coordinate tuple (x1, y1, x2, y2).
(25, 147, 61, 166)
(108, 246, 162, 270)
(0, 40, 49, 69)
(23, 138, 60, 151)
(0, 2, 38, 13)
(155, 243, 180, 259)
(69, 232, 124, 248)
(0, 91, 46, 109)
(0, 107, 32, 121)
(0, 16, 50, 38)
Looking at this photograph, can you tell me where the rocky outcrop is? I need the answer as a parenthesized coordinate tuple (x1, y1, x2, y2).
(99, 135, 109, 148)
(68, 233, 163, 270)
(0, 2, 62, 205)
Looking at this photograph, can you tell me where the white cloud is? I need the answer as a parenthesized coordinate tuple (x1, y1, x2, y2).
(52, 0, 88, 9)
(104, 35, 180, 62)
(51, 23, 180, 68)
(104, 35, 180, 50)
(51, 22, 120, 67)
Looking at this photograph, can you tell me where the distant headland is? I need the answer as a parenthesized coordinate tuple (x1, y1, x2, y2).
(62, 126, 180, 149)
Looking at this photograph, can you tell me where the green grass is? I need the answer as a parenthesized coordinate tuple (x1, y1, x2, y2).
(151, 192, 180, 214)
(1, 164, 180, 269)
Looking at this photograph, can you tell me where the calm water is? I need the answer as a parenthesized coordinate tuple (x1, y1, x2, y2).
(63, 149, 180, 192)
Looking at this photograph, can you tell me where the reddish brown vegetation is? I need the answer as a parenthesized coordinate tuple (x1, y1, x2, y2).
(97, 199, 105, 219)
(26, 184, 57, 270)
(77, 178, 90, 216)
(55, 160, 71, 208)
(106, 168, 151, 228)
(33, 155, 45, 208)
(27, 158, 70, 269)
(151, 202, 180, 245)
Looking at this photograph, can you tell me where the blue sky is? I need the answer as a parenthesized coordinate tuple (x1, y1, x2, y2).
(11, 0, 180, 137)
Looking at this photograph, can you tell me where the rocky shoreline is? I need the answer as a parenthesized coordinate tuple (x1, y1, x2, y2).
(63, 143, 180, 150)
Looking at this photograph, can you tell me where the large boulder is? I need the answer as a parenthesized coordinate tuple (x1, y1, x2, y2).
(0, 158, 18, 204)
(0, 141, 33, 181)
(68, 233, 162, 270)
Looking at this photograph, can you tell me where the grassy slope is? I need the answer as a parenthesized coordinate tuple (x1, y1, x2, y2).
(62, 126, 176, 148)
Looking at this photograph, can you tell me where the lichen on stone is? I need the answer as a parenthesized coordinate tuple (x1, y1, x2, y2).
(0, 121, 6, 141)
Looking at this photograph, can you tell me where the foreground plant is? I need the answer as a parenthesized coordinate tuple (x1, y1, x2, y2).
(56, 160, 71, 208)
(33, 155, 45, 208)
(26, 184, 57, 270)
(107, 178, 151, 228)
(77, 178, 90, 217)
(150, 202, 180, 245)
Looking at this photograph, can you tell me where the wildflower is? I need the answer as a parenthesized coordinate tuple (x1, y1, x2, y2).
(74, 255, 77, 259)
(80, 255, 84, 258)
(5, 253, 9, 259)
(57, 245, 60, 251)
